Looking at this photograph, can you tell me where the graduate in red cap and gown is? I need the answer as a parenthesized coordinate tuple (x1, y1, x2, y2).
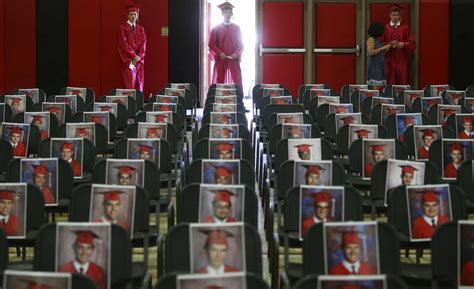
(32, 164, 55, 204)
(444, 143, 463, 178)
(294, 144, 313, 160)
(417, 129, 435, 159)
(209, 2, 244, 89)
(59, 230, 106, 289)
(329, 231, 377, 275)
(411, 191, 449, 239)
(9, 126, 27, 157)
(203, 189, 237, 223)
(60, 142, 82, 177)
(196, 229, 239, 274)
(458, 116, 473, 139)
(30, 115, 49, 140)
(94, 191, 129, 230)
(380, 4, 416, 85)
(0, 190, 20, 236)
(364, 145, 386, 178)
(118, 4, 147, 92)
(301, 191, 330, 236)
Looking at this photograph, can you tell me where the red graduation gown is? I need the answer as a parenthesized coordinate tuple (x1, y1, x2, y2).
(93, 217, 129, 231)
(364, 163, 374, 178)
(381, 23, 416, 85)
(461, 261, 474, 285)
(41, 187, 55, 204)
(40, 130, 48, 140)
(117, 22, 147, 92)
(329, 262, 377, 275)
(209, 23, 243, 87)
(417, 146, 429, 160)
(196, 264, 239, 274)
(444, 163, 459, 178)
(60, 261, 106, 289)
(458, 131, 471, 139)
(411, 215, 449, 239)
(70, 160, 82, 177)
(0, 214, 20, 236)
(12, 143, 26, 157)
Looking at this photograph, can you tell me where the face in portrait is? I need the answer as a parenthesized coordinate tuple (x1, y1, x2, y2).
(51, 138, 83, 178)
(403, 90, 423, 109)
(215, 96, 238, 104)
(3, 271, 71, 289)
(413, 126, 442, 160)
(209, 139, 241, 160)
(43, 103, 65, 125)
(438, 105, 460, 126)
(83, 112, 109, 140)
(6, 96, 25, 116)
(199, 184, 244, 224)
(105, 159, 145, 187)
(137, 123, 167, 140)
(0, 184, 27, 238)
(456, 114, 474, 139)
(282, 124, 311, 139)
(324, 222, 379, 275)
(209, 124, 238, 139)
(90, 184, 135, 237)
(66, 87, 87, 102)
(329, 104, 354, 115)
(299, 186, 344, 240)
(127, 139, 160, 166)
(277, 113, 304, 125)
(362, 139, 395, 180)
(442, 140, 473, 180)
(25, 113, 50, 140)
(57, 223, 109, 289)
(177, 272, 246, 289)
(288, 139, 322, 161)
(407, 185, 452, 241)
(66, 123, 95, 146)
(384, 160, 425, 205)
(348, 125, 378, 146)
(210, 112, 236, 125)
(21, 159, 58, 206)
(396, 113, 422, 140)
(381, 104, 405, 124)
(2, 123, 30, 158)
(202, 160, 240, 185)
(294, 161, 332, 186)
(190, 223, 245, 275)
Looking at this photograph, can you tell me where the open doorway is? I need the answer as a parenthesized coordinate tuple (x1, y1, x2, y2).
(200, 0, 256, 103)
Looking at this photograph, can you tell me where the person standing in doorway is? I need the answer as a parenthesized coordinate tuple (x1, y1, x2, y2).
(366, 22, 390, 88)
(209, 2, 244, 90)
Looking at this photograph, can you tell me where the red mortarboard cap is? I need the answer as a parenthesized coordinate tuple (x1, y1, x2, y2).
(154, 114, 167, 122)
(427, 99, 439, 106)
(312, 191, 330, 204)
(421, 129, 435, 138)
(139, 144, 152, 153)
(200, 229, 234, 246)
(451, 93, 463, 100)
(99, 105, 113, 112)
(74, 230, 100, 245)
(146, 127, 159, 135)
(341, 116, 354, 125)
(463, 116, 473, 124)
(159, 106, 171, 112)
(441, 108, 457, 116)
(100, 191, 123, 202)
(32, 115, 44, 122)
(341, 231, 361, 246)
(355, 129, 370, 137)
(90, 115, 102, 123)
(408, 93, 420, 100)
(160, 97, 171, 103)
(304, 165, 323, 175)
(274, 98, 286, 105)
(436, 86, 447, 92)
(10, 97, 22, 104)
(217, 1, 234, 10)
(75, 127, 88, 134)
(400, 165, 418, 174)
(32, 164, 48, 175)
(335, 107, 347, 113)
(117, 165, 136, 175)
(404, 116, 415, 125)
(421, 191, 438, 203)
(210, 189, 234, 203)
(216, 142, 233, 151)
(45, 106, 59, 113)
(295, 144, 312, 153)
(363, 91, 375, 97)
(450, 143, 463, 152)
(71, 89, 81, 95)
(10, 126, 24, 135)
(215, 166, 231, 177)
(0, 190, 15, 201)
(61, 142, 74, 150)
(371, 144, 386, 152)
(125, 4, 141, 13)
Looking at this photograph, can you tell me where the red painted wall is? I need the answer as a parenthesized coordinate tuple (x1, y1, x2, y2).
(419, 0, 449, 89)
(4, 0, 36, 93)
(68, 0, 168, 99)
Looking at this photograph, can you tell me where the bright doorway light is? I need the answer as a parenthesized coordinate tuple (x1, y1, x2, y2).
(207, 0, 256, 97)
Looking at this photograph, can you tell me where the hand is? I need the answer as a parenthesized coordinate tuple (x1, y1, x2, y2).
(396, 42, 405, 48)
(220, 52, 227, 60)
(134, 55, 141, 62)
(382, 44, 391, 52)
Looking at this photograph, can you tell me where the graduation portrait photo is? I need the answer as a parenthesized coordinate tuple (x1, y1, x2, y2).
(25, 112, 50, 140)
(270, 96, 293, 105)
(421, 97, 442, 115)
(209, 138, 242, 160)
(3, 270, 71, 289)
(324, 221, 379, 275)
(55, 95, 78, 114)
(348, 124, 378, 146)
(83, 111, 110, 140)
(288, 138, 322, 161)
(349, 84, 368, 96)
(371, 97, 394, 108)
(277, 112, 304, 125)
(210, 112, 237, 125)
(56, 222, 110, 289)
(381, 104, 405, 124)
(359, 89, 379, 108)
(446, 90, 465, 105)
(329, 103, 353, 114)
(299, 185, 344, 240)
(127, 138, 160, 166)
(0, 183, 27, 238)
(177, 272, 246, 289)
(66, 123, 95, 146)
(189, 222, 245, 275)
(213, 103, 237, 113)
(209, 124, 239, 139)
(403, 90, 423, 109)
(317, 275, 386, 289)
(51, 138, 84, 178)
(442, 139, 473, 180)
(21, 158, 58, 206)
(2, 122, 30, 158)
(391, 85, 410, 97)
(43, 102, 66, 126)
(153, 102, 177, 113)
(396, 113, 422, 140)
(406, 184, 451, 241)
(137, 122, 167, 139)
(66, 87, 87, 102)
(384, 159, 425, 205)
(5, 95, 26, 117)
(90, 184, 135, 237)
(318, 96, 340, 107)
(116, 88, 137, 100)
(155, 95, 178, 104)
(164, 87, 185, 97)
(466, 98, 474, 113)
(202, 159, 240, 185)
(199, 184, 244, 224)
(456, 114, 474, 139)
(215, 95, 238, 104)
(18, 88, 40, 103)
(263, 87, 283, 98)
(335, 113, 362, 131)
(106, 159, 144, 187)
(362, 139, 395, 180)
(282, 124, 311, 139)
(413, 125, 442, 160)
(106, 96, 129, 110)
(430, 84, 449, 97)
(294, 160, 332, 186)
(94, 103, 118, 117)
(437, 104, 461, 126)
(309, 88, 331, 98)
